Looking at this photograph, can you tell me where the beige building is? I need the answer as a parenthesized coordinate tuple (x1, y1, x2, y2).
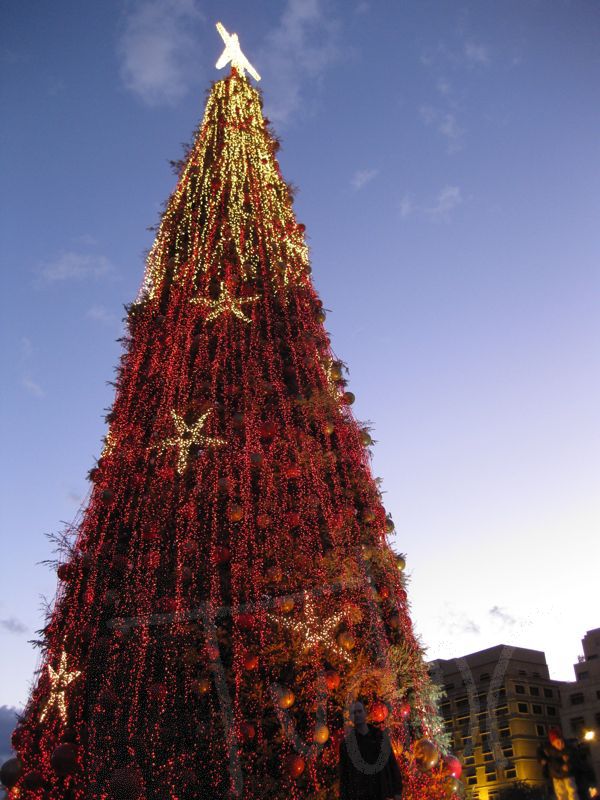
(560, 628, 600, 785)
(430, 645, 564, 800)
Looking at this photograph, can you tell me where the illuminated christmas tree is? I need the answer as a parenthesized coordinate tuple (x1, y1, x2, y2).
(2, 24, 456, 800)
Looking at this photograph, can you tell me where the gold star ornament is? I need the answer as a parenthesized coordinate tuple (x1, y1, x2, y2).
(268, 591, 352, 663)
(191, 281, 260, 323)
(39, 651, 81, 722)
(161, 409, 226, 474)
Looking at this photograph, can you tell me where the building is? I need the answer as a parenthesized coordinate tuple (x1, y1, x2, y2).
(560, 628, 600, 784)
(430, 645, 564, 800)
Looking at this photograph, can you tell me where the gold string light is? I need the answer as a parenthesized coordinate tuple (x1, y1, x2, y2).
(160, 409, 226, 474)
(191, 281, 259, 323)
(39, 651, 81, 723)
(268, 591, 352, 663)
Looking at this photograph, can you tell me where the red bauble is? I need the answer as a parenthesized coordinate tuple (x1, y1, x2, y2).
(284, 753, 305, 779)
(215, 545, 231, 565)
(443, 755, 462, 779)
(57, 562, 74, 581)
(342, 391, 355, 405)
(399, 700, 411, 719)
(51, 743, 78, 776)
(256, 513, 271, 528)
(377, 585, 391, 601)
(243, 653, 259, 671)
(0, 758, 22, 788)
(286, 511, 301, 527)
(240, 721, 256, 742)
(369, 701, 389, 723)
(101, 489, 114, 501)
(236, 613, 256, 630)
(227, 504, 244, 523)
(259, 421, 277, 440)
(23, 769, 45, 789)
(324, 670, 341, 691)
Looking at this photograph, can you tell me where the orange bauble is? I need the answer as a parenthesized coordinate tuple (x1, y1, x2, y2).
(284, 754, 305, 779)
(314, 724, 330, 744)
(413, 738, 439, 770)
(227, 504, 244, 522)
(324, 670, 341, 691)
(276, 688, 295, 709)
(243, 653, 259, 671)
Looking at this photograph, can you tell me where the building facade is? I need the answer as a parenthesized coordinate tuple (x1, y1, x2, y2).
(560, 628, 600, 786)
(430, 645, 564, 800)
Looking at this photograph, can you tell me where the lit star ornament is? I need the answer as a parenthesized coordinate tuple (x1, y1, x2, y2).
(161, 409, 226, 474)
(39, 651, 81, 723)
(268, 591, 352, 663)
(215, 21, 261, 81)
(191, 282, 260, 323)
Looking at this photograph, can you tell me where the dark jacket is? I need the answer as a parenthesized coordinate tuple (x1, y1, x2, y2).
(339, 724, 403, 800)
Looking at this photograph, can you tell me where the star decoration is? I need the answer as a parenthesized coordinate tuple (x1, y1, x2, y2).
(215, 22, 261, 82)
(191, 282, 260, 323)
(39, 651, 81, 723)
(268, 591, 352, 663)
(160, 409, 226, 474)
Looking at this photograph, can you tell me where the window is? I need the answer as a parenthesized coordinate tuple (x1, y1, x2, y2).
(596, 690, 600, 700)
(445, 683, 455, 691)
(529, 686, 540, 696)
(518, 703, 528, 713)
(595, 712, 600, 727)
(536, 724, 546, 737)
(467, 776, 477, 786)
(486, 772, 497, 782)
(547, 706, 557, 716)
(456, 697, 469, 709)
(544, 688, 553, 698)
(503, 747, 514, 758)
(480, 673, 490, 682)
(570, 693, 585, 706)
(497, 706, 509, 716)
(570, 718, 585, 735)
(577, 671, 589, 681)
(484, 752, 494, 762)
(515, 685, 525, 694)
(506, 768, 517, 779)
(518, 670, 527, 676)
(532, 672, 541, 678)
(464, 755, 475, 766)
(500, 727, 510, 739)
(532, 704, 543, 714)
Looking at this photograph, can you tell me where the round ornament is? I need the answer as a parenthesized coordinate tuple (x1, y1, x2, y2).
(370, 701, 389, 723)
(324, 670, 341, 691)
(227, 504, 244, 523)
(23, 770, 45, 790)
(342, 391, 355, 405)
(443, 755, 462, 779)
(0, 758, 22, 788)
(284, 753, 305, 779)
(276, 687, 295, 709)
(51, 743, 78, 777)
(413, 738, 439, 771)
(314, 724, 330, 744)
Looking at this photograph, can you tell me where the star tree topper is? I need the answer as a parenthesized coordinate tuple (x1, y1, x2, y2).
(39, 651, 82, 723)
(215, 22, 261, 82)
(161, 409, 226, 474)
(269, 591, 353, 663)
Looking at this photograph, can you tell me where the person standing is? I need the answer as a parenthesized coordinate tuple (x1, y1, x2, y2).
(538, 727, 587, 800)
(339, 700, 403, 800)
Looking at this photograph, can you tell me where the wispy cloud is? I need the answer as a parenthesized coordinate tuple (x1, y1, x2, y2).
(351, 168, 378, 190)
(489, 605, 516, 626)
(35, 251, 114, 286)
(259, 0, 340, 126)
(399, 194, 413, 219)
(419, 105, 464, 152)
(465, 41, 490, 66)
(0, 617, 27, 635)
(355, 1, 370, 13)
(426, 185, 463, 220)
(86, 305, 119, 327)
(117, 0, 204, 107)
(21, 376, 45, 398)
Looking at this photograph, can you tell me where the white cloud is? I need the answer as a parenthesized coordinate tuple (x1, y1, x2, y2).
(399, 194, 413, 219)
(117, 0, 204, 106)
(439, 112, 464, 152)
(86, 305, 118, 326)
(351, 168, 378, 190)
(465, 41, 490, 66)
(36, 251, 114, 285)
(259, 0, 340, 125)
(489, 605, 516, 626)
(436, 77, 451, 97)
(355, 1, 370, 13)
(426, 185, 463, 219)
(22, 375, 45, 398)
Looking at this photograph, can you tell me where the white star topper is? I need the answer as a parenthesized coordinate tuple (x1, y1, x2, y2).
(215, 22, 261, 82)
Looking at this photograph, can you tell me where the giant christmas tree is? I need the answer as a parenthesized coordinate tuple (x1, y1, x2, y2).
(2, 25, 457, 800)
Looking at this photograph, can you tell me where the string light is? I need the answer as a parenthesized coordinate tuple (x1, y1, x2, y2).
(39, 651, 81, 723)
(191, 281, 260, 323)
(159, 408, 226, 474)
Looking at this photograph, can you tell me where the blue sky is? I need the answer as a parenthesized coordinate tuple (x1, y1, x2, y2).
(1, 0, 599, 716)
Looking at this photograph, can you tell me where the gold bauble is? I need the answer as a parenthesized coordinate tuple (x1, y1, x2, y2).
(277, 688, 295, 709)
(314, 724, 330, 744)
(413, 738, 439, 770)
